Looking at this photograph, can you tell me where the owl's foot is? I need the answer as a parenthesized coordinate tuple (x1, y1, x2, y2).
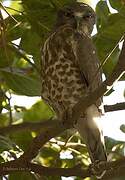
(89, 160, 107, 179)
(62, 108, 74, 128)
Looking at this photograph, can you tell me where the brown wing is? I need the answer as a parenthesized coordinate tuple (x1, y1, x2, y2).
(71, 32, 107, 163)
(72, 32, 102, 107)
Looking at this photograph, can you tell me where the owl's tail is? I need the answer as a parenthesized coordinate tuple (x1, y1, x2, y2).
(76, 104, 107, 163)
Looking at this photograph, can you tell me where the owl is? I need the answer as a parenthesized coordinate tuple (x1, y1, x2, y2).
(41, 2, 107, 165)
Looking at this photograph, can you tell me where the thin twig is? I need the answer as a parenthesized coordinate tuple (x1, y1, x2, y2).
(1, 157, 125, 179)
(7, 91, 13, 125)
(104, 102, 125, 112)
(0, 9, 13, 72)
(0, 2, 19, 23)
(4, 6, 24, 15)
(95, 35, 124, 78)
(9, 43, 40, 73)
(92, 34, 124, 88)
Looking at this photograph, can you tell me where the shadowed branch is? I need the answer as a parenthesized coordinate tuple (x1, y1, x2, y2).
(0, 157, 125, 179)
(0, 101, 125, 135)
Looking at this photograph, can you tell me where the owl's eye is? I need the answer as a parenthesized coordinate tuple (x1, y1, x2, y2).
(65, 12, 71, 17)
(83, 12, 93, 19)
(64, 11, 74, 18)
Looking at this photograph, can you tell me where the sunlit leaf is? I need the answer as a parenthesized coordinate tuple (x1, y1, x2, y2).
(38, 146, 60, 166)
(8, 0, 23, 15)
(23, 100, 54, 122)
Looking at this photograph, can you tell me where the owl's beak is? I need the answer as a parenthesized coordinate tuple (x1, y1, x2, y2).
(75, 15, 82, 27)
(74, 14, 82, 24)
(75, 15, 89, 34)
(75, 16, 80, 27)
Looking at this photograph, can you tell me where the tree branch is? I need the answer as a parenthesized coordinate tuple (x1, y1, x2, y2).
(0, 119, 59, 135)
(0, 160, 90, 178)
(0, 102, 125, 135)
(104, 102, 125, 112)
(1, 157, 125, 179)
(102, 158, 125, 180)
(20, 120, 67, 161)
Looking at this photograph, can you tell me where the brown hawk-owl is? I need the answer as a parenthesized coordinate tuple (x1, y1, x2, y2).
(41, 2, 107, 164)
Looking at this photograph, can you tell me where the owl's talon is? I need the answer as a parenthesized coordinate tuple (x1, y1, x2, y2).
(62, 111, 68, 126)
(62, 109, 74, 128)
(89, 160, 107, 179)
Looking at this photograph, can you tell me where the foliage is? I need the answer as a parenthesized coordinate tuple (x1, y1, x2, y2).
(0, 0, 125, 180)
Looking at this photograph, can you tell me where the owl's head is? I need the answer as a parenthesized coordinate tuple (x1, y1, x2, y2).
(56, 2, 95, 35)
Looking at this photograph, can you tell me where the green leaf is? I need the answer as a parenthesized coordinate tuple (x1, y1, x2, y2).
(23, 100, 54, 122)
(109, 0, 125, 15)
(10, 131, 33, 151)
(96, 1, 110, 31)
(101, 13, 125, 41)
(38, 146, 60, 167)
(0, 113, 9, 127)
(9, 172, 36, 180)
(124, 89, 125, 97)
(8, 0, 24, 15)
(0, 68, 41, 96)
(0, 135, 14, 153)
(120, 124, 125, 133)
(0, 156, 4, 164)
(20, 29, 41, 68)
(0, 89, 5, 113)
(94, 13, 125, 77)
(22, 0, 75, 41)
(5, 15, 26, 41)
(93, 35, 120, 77)
(0, 45, 15, 68)
(22, 0, 56, 39)
(105, 137, 123, 151)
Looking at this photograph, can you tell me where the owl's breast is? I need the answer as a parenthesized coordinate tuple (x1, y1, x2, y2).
(41, 30, 87, 110)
